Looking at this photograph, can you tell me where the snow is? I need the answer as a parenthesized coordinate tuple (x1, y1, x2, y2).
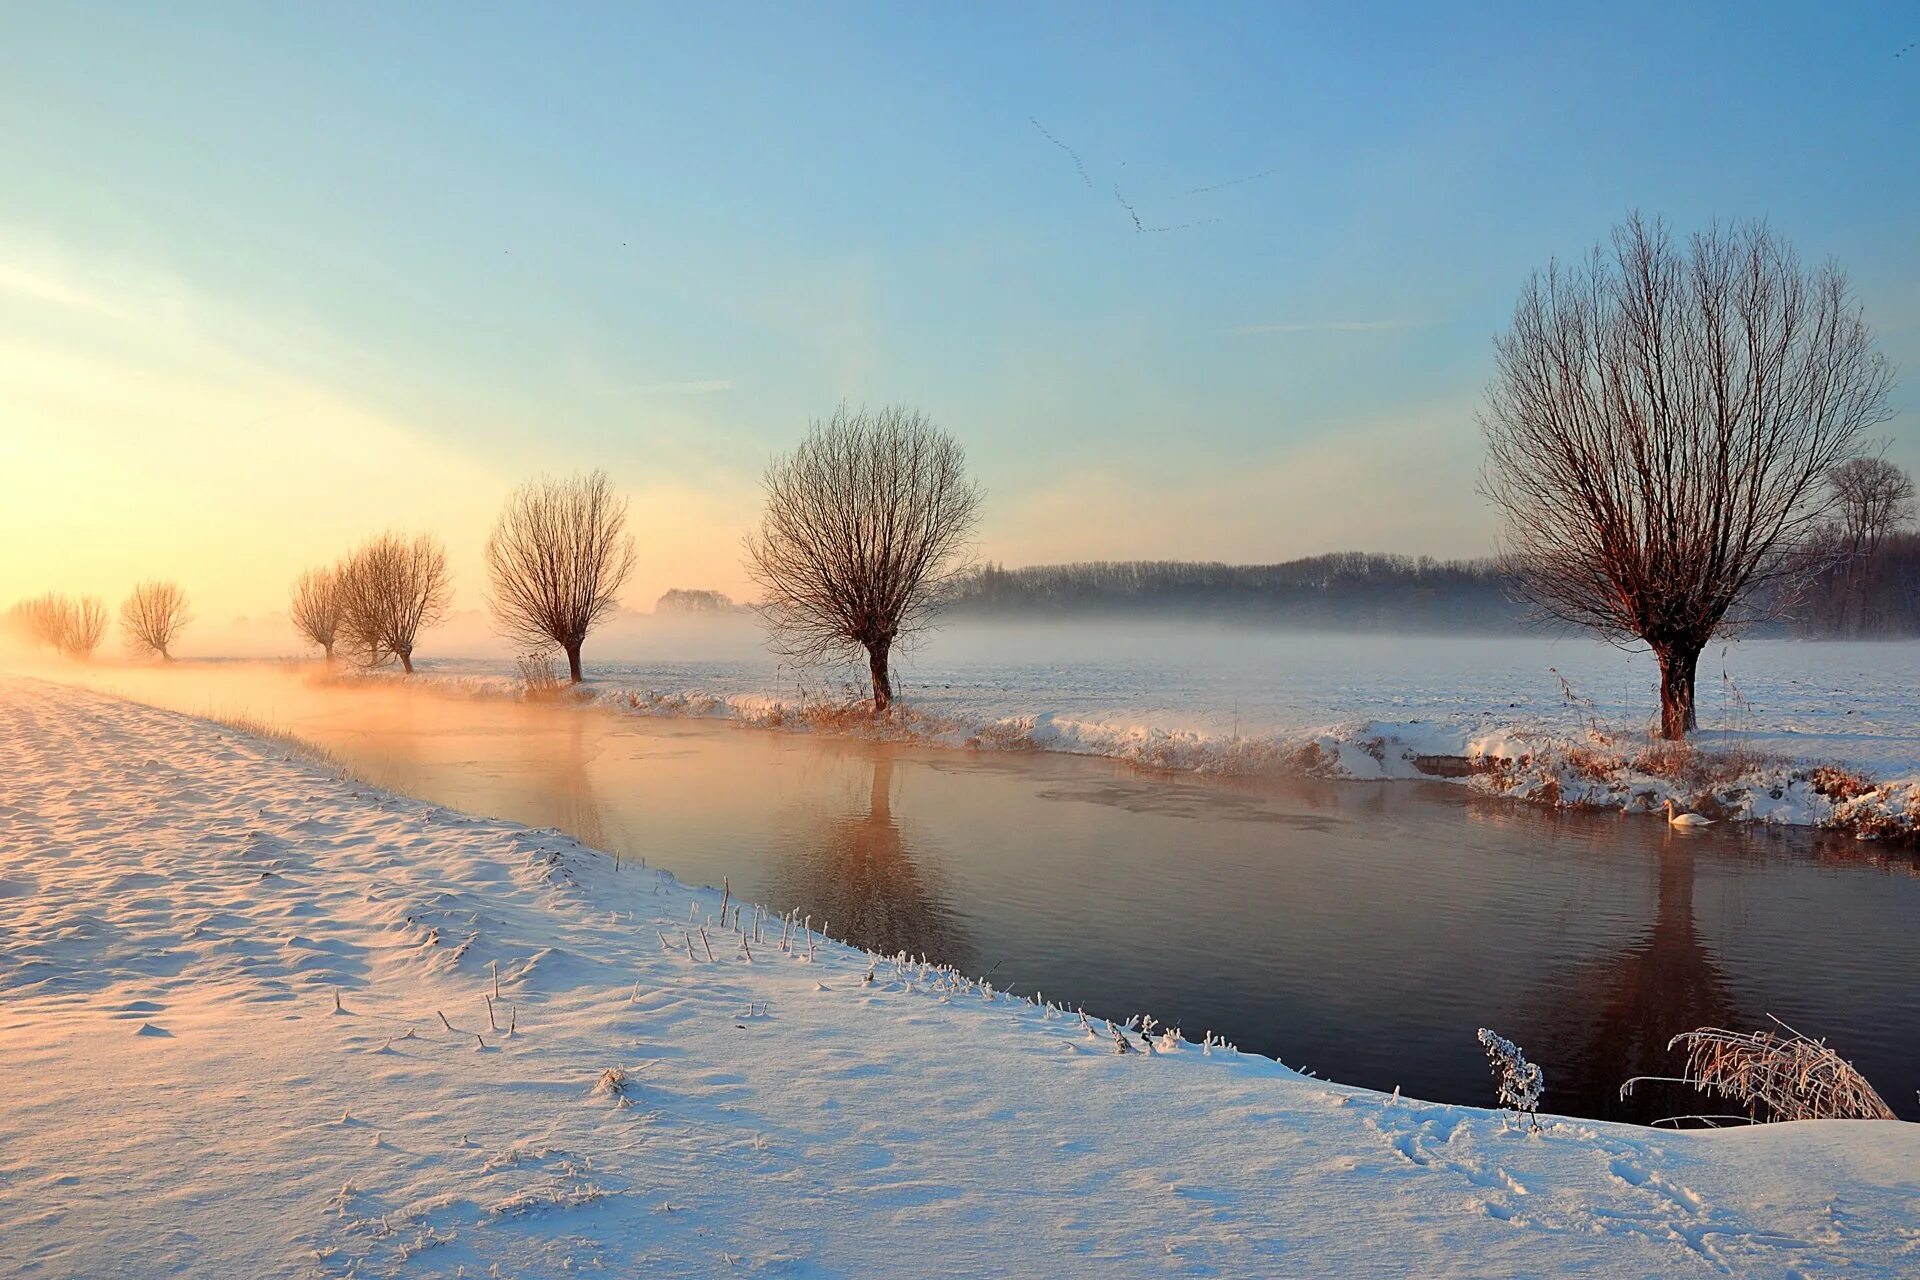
(367, 627, 1920, 837)
(2, 674, 1916, 1277)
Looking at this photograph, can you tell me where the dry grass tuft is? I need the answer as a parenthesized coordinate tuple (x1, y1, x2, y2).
(1623, 1019, 1895, 1123)
(1620, 737, 1784, 791)
(203, 711, 356, 777)
(516, 651, 564, 697)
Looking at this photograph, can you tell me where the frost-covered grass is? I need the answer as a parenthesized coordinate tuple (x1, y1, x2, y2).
(3, 674, 1917, 1277)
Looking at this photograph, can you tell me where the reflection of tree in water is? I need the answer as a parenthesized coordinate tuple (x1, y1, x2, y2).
(523, 714, 610, 852)
(1531, 840, 1743, 1123)
(770, 754, 972, 972)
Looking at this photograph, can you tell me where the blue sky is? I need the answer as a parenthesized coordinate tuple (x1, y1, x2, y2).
(2, 2, 1915, 614)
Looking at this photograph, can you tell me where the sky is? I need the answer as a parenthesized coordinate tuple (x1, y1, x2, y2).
(1, 2, 1916, 624)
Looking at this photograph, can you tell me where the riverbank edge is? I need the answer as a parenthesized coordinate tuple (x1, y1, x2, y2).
(325, 666, 1920, 846)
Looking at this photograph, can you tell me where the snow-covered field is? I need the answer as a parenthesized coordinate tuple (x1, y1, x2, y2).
(398, 625, 1920, 773)
(3, 675, 1917, 1278)
(392, 624, 1920, 837)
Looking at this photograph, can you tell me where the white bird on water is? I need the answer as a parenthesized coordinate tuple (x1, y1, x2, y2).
(1665, 799, 1714, 829)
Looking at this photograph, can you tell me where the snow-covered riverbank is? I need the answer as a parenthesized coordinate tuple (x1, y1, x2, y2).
(364, 629, 1920, 841)
(2, 675, 1915, 1277)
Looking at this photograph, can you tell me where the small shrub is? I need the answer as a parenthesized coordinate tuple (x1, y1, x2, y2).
(1477, 1028, 1545, 1129)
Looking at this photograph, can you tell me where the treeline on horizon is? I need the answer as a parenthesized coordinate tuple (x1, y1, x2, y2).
(946, 553, 1526, 631)
(945, 547, 1920, 639)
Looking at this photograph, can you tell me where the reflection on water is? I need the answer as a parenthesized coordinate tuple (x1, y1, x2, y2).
(18, 658, 1920, 1124)
(769, 757, 974, 971)
(1530, 843, 1742, 1123)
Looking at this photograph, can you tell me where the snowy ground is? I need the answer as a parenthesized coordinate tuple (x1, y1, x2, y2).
(2, 676, 1916, 1278)
(387, 625, 1920, 837)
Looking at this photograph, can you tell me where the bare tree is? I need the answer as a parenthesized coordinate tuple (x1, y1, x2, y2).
(5, 593, 103, 657)
(1830, 458, 1917, 556)
(336, 532, 451, 674)
(484, 470, 635, 683)
(289, 566, 346, 661)
(59, 595, 107, 658)
(1827, 457, 1916, 634)
(120, 581, 192, 661)
(745, 404, 982, 713)
(8, 594, 64, 651)
(1481, 215, 1894, 738)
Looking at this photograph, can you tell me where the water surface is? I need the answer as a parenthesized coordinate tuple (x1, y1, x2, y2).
(40, 660, 1920, 1124)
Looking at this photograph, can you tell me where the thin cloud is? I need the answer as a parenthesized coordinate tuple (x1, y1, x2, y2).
(1229, 320, 1420, 336)
(0, 261, 133, 321)
(639, 378, 733, 395)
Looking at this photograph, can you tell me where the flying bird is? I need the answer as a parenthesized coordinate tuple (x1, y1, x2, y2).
(1031, 118, 1218, 233)
(1029, 117, 1092, 188)
(1112, 184, 1218, 233)
(1187, 166, 1284, 196)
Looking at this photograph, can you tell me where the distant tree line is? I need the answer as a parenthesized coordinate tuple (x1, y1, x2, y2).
(655, 588, 738, 614)
(946, 554, 1527, 630)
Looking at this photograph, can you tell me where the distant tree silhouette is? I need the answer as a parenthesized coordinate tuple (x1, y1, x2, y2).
(60, 595, 107, 658)
(337, 532, 451, 674)
(289, 566, 346, 660)
(655, 588, 735, 614)
(1481, 216, 1892, 738)
(120, 581, 191, 661)
(746, 405, 981, 713)
(8, 593, 107, 658)
(484, 470, 635, 683)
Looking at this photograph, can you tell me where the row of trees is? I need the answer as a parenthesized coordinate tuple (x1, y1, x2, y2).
(289, 471, 633, 680)
(277, 418, 978, 714)
(5, 583, 191, 660)
(288, 532, 453, 673)
(11, 213, 1899, 742)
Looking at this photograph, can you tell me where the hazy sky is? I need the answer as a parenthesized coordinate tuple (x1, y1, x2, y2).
(2, 2, 1915, 621)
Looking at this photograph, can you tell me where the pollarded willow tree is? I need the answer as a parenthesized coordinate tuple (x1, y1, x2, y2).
(59, 595, 107, 658)
(120, 581, 191, 661)
(336, 532, 452, 674)
(745, 405, 983, 713)
(289, 566, 346, 661)
(484, 469, 635, 683)
(1481, 215, 1894, 739)
(9, 592, 106, 658)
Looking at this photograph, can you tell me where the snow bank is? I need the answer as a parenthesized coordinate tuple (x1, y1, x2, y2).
(373, 661, 1920, 842)
(2, 675, 1915, 1277)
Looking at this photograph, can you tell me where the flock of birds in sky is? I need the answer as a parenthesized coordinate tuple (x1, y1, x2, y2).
(1028, 117, 1277, 234)
(1033, 36, 1914, 232)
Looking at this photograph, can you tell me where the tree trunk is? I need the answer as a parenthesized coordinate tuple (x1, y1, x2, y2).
(322, 643, 334, 662)
(566, 643, 583, 684)
(400, 651, 414, 675)
(1655, 644, 1700, 740)
(868, 641, 893, 714)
